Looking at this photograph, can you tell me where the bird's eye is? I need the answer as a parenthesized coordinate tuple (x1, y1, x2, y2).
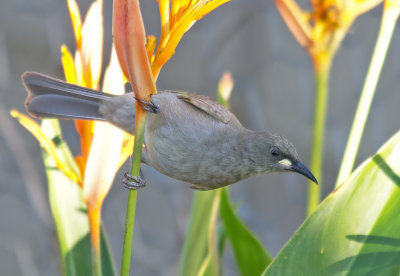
(270, 147, 280, 157)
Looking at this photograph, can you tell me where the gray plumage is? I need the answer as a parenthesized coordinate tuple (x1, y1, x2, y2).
(23, 72, 317, 190)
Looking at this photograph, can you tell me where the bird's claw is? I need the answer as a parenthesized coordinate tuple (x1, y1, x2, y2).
(123, 170, 146, 190)
(135, 97, 160, 113)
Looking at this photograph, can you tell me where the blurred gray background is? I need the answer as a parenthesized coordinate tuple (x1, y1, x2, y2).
(1, 0, 399, 275)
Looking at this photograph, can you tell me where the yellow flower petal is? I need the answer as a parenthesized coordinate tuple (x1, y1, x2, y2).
(152, 0, 232, 78)
(67, 0, 82, 50)
(146, 35, 157, 62)
(74, 50, 85, 86)
(72, 1, 105, 174)
(74, 156, 86, 187)
(349, 0, 384, 17)
(274, 0, 312, 49)
(61, 45, 76, 84)
(81, 0, 104, 89)
(152, 4, 199, 77)
(74, 119, 94, 172)
(171, 0, 191, 25)
(157, 0, 170, 49)
(10, 110, 80, 184)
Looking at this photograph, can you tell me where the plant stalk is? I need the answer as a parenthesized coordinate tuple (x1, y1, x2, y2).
(113, 0, 156, 274)
(120, 109, 147, 276)
(306, 53, 333, 216)
(88, 203, 102, 276)
(335, 3, 400, 187)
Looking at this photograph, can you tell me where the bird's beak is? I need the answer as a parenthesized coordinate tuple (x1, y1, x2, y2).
(289, 161, 318, 184)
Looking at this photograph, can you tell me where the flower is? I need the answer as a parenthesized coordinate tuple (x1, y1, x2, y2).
(12, 0, 134, 267)
(113, 0, 232, 87)
(151, 0, 231, 78)
(275, 0, 383, 62)
(13, 0, 232, 272)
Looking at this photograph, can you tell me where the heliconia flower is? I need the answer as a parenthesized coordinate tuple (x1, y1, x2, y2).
(151, 0, 232, 78)
(13, 1, 132, 270)
(274, 0, 385, 214)
(113, 0, 232, 87)
(82, 46, 128, 260)
(275, 0, 383, 59)
(64, 0, 104, 180)
(63, 1, 137, 263)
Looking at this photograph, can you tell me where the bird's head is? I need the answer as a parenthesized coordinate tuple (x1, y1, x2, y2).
(261, 133, 318, 184)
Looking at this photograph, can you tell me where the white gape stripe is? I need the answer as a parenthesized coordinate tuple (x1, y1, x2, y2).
(278, 159, 292, 167)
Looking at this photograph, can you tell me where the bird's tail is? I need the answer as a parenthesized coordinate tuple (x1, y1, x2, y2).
(22, 72, 113, 121)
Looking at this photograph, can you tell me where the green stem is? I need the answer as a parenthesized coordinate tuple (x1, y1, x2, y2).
(120, 113, 147, 276)
(92, 244, 102, 276)
(88, 204, 102, 276)
(335, 4, 400, 188)
(306, 55, 332, 217)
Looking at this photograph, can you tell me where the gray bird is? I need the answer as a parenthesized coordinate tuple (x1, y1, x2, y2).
(22, 72, 317, 190)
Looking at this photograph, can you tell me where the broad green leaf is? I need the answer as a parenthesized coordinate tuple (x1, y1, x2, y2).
(263, 130, 400, 275)
(42, 119, 115, 276)
(217, 221, 227, 259)
(220, 188, 271, 276)
(178, 190, 220, 276)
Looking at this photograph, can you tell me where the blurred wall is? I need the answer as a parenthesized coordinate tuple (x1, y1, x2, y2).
(0, 0, 399, 275)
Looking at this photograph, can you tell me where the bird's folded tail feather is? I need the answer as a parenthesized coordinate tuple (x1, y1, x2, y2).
(22, 72, 113, 121)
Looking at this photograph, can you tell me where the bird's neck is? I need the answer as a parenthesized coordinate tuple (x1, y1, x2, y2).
(233, 130, 270, 176)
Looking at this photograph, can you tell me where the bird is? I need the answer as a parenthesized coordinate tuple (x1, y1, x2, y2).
(22, 71, 317, 190)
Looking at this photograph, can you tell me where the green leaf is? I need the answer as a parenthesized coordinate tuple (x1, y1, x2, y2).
(41, 119, 115, 276)
(263, 130, 400, 275)
(178, 190, 220, 276)
(217, 220, 227, 259)
(220, 188, 271, 276)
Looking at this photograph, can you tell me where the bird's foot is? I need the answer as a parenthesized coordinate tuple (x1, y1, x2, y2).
(123, 170, 146, 190)
(135, 97, 160, 113)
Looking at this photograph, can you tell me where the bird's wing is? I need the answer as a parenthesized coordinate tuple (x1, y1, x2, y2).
(175, 92, 242, 127)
